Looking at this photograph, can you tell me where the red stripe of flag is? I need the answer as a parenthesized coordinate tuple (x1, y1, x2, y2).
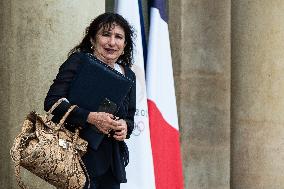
(148, 99, 184, 189)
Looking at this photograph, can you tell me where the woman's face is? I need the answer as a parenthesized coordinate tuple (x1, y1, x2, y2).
(92, 23, 126, 66)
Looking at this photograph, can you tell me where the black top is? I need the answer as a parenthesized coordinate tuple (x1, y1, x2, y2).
(44, 52, 136, 182)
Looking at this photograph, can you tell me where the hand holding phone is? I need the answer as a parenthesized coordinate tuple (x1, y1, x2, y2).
(88, 98, 119, 135)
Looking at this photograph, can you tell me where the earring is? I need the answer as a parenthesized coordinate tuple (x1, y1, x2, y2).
(91, 45, 94, 50)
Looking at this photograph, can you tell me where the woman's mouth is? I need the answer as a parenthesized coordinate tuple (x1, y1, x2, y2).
(105, 48, 116, 54)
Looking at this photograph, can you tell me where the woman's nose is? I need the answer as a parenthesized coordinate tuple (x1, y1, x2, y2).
(109, 36, 116, 46)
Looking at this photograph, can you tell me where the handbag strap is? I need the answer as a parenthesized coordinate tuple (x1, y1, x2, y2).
(44, 98, 79, 130)
(78, 155, 91, 189)
(14, 162, 29, 189)
(47, 97, 68, 115)
(55, 105, 77, 130)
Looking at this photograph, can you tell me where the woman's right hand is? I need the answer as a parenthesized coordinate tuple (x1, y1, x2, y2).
(87, 112, 118, 134)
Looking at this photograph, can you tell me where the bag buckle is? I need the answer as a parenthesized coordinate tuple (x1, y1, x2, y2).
(59, 139, 69, 149)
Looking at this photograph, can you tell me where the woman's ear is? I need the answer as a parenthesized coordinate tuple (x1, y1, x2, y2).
(90, 38, 95, 46)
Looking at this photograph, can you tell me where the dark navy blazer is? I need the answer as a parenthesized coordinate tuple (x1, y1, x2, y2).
(44, 52, 136, 183)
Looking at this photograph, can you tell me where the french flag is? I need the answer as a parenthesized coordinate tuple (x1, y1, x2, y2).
(115, 1, 156, 189)
(147, 0, 184, 189)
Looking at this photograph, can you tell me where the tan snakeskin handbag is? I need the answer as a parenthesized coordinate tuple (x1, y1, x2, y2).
(10, 98, 90, 189)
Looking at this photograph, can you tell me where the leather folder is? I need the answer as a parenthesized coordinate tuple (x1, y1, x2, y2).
(68, 53, 134, 150)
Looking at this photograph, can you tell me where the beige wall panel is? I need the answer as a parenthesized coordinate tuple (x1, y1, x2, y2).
(232, 1, 284, 189)
(169, 0, 231, 189)
(0, 1, 104, 188)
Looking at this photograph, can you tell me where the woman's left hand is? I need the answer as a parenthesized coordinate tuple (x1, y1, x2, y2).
(113, 119, 128, 141)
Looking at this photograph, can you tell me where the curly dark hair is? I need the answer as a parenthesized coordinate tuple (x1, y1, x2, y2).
(69, 12, 135, 67)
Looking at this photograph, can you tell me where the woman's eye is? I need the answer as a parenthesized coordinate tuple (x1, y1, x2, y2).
(102, 32, 110, 36)
(116, 35, 124, 40)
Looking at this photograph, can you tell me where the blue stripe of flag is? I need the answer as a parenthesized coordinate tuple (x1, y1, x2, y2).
(138, 0, 148, 74)
(150, 0, 167, 22)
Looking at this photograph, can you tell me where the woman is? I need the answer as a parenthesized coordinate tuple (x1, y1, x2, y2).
(44, 13, 136, 189)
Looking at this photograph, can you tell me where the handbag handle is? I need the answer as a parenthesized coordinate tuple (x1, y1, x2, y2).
(45, 98, 79, 130)
(53, 105, 77, 130)
(47, 97, 68, 115)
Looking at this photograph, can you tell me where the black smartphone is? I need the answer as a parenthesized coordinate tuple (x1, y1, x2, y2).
(97, 98, 117, 114)
(98, 98, 121, 137)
